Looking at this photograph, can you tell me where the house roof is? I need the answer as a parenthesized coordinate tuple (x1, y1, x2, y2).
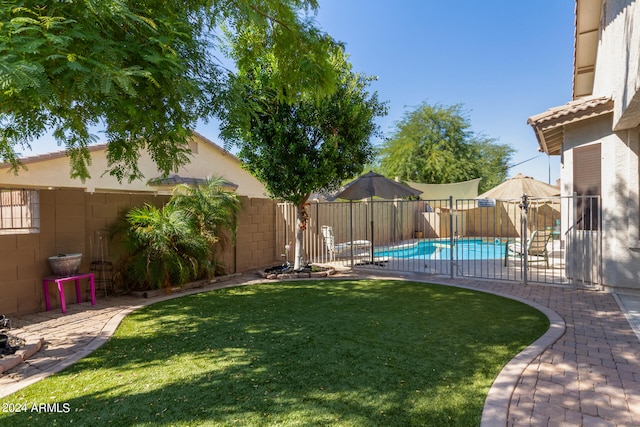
(527, 96, 613, 155)
(11, 130, 240, 166)
(12, 143, 106, 166)
(0, 131, 268, 197)
(148, 174, 238, 189)
(528, 1, 607, 155)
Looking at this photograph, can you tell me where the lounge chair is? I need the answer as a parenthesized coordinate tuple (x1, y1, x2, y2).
(504, 230, 552, 268)
(321, 225, 371, 261)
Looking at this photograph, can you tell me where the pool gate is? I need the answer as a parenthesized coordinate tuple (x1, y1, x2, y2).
(276, 194, 601, 287)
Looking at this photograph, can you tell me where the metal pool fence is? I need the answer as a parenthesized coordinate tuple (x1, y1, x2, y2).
(276, 194, 601, 287)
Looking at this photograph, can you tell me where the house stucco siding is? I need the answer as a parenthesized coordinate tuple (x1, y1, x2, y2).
(593, 0, 640, 130)
(529, 0, 640, 291)
(562, 114, 640, 290)
(585, 0, 640, 290)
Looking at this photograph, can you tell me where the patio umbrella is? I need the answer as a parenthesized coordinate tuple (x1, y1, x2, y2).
(476, 173, 561, 238)
(335, 171, 422, 263)
(477, 173, 560, 199)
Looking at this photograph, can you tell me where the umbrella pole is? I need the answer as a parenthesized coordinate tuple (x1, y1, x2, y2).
(349, 200, 354, 268)
(522, 194, 529, 286)
(370, 197, 374, 264)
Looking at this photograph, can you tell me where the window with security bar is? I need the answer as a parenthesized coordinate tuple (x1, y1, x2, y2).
(0, 189, 40, 234)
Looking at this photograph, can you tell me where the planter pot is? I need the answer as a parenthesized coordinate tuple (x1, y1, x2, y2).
(48, 253, 82, 277)
(414, 231, 423, 239)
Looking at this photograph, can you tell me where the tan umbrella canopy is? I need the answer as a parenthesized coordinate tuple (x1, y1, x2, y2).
(477, 173, 560, 199)
(473, 174, 561, 238)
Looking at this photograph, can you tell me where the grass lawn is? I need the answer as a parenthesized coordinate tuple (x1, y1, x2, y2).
(0, 279, 548, 426)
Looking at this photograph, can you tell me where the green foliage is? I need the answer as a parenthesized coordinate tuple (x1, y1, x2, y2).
(220, 1, 339, 104)
(0, 0, 339, 181)
(110, 178, 240, 290)
(168, 176, 241, 271)
(218, 47, 386, 269)
(112, 203, 209, 291)
(220, 49, 387, 206)
(470, 138, 516, 193)
(379, 102, 514, 193)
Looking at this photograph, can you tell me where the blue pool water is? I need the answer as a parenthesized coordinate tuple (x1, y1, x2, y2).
(375, 238, 506, 260)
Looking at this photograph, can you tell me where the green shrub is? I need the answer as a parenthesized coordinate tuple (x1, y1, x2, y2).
(110, 177, 240, 291)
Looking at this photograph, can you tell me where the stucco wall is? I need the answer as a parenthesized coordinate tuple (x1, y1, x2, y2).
(594, 0, 640, 130)
(562, 114, 640, 290)
(0, 191, 278, 316)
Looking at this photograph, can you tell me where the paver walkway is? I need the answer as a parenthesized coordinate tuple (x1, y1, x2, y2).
(431, 276, 640, 427)
(1, 272, 639, 427)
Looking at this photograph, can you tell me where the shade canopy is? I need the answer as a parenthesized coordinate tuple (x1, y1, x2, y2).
(336, 171, 422, 200)
(477, 173, 560, 200)
(407, 178, 480, 201)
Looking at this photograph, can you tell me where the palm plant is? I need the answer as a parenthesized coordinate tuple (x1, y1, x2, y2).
(110, 176, 240, 291)
(113, 203, 209, 291)
(168, 177, 241, 275)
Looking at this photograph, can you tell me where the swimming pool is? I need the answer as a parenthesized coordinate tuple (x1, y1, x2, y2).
(375, 238, 506, 260)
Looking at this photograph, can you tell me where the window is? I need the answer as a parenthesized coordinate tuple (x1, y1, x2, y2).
(573, 144, 601, 230)
(0, 189, 40, 234)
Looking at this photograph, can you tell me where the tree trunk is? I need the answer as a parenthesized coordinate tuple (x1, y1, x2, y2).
(294, 204, 305, 270)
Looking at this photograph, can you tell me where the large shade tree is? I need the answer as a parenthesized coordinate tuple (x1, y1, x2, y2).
(378, 102, 514, 193)
(0, 0, 339, 181)
(220, 49, 387, 269)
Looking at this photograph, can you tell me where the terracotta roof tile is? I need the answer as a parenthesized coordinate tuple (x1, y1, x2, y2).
(527, 96, 613, 155)
(528, 96, 612, 125)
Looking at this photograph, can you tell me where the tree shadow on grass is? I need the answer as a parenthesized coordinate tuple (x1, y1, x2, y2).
(1, 280, 548, 426)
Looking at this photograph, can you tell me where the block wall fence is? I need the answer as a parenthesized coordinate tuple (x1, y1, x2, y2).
(0, 189, 278, 315)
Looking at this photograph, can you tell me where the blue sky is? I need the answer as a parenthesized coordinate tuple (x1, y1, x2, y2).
(310, 0, 575, 185)
(31, 1, 575, 185)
